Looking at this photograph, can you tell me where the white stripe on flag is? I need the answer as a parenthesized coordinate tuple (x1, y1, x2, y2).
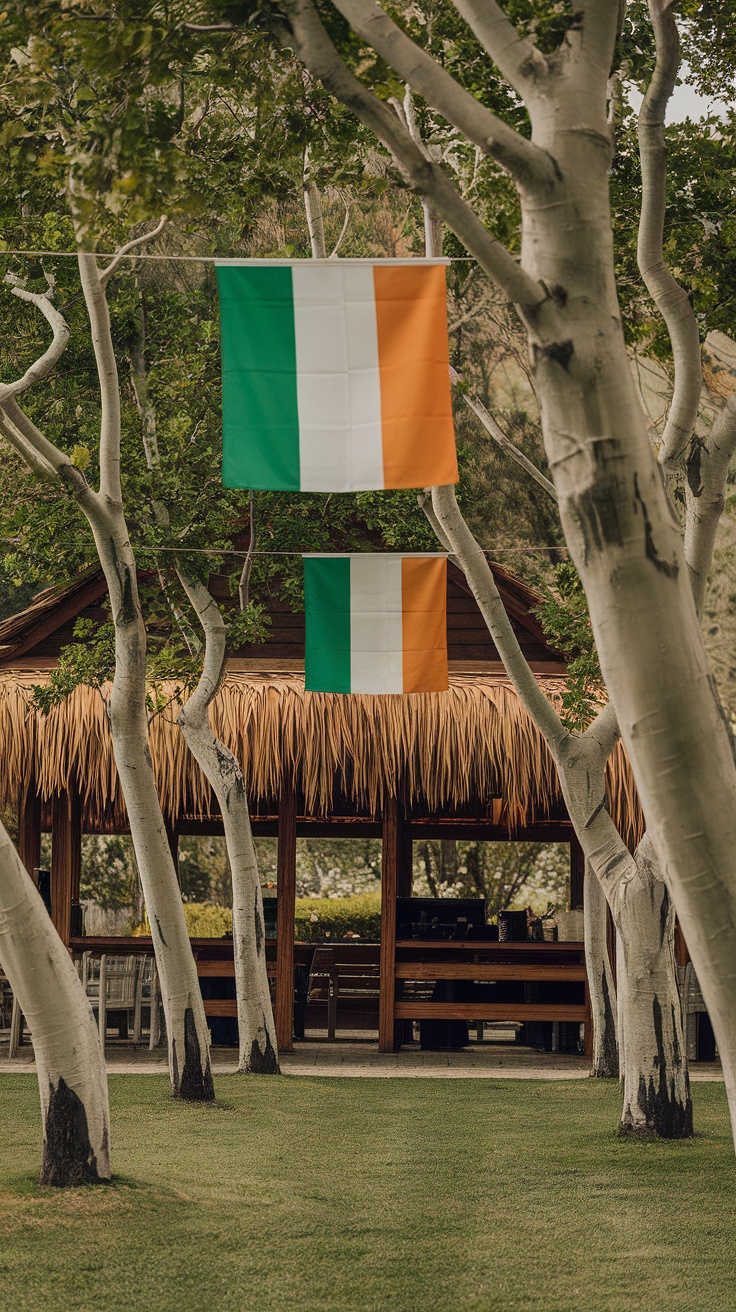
(292, 264, 384, 492)
(350, 556, 403, 693)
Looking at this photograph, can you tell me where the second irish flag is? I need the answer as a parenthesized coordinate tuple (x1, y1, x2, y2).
(217, 260, 458, 492)
(304, 555, 448, 694)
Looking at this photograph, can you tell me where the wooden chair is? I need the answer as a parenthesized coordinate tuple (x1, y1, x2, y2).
(79, 953, 143, 1050)
(308, 946, 380, 1039)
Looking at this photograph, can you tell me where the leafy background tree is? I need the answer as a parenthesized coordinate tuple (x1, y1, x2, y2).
(1, 0, 734, 930)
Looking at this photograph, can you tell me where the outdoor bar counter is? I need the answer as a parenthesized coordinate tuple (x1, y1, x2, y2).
(70, 935, 590, 1055)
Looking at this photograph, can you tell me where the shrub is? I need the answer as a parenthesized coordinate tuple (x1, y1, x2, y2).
(132, 892, 382, 941)
(134, 903, 233, 938)
(294, 892, 381, 943)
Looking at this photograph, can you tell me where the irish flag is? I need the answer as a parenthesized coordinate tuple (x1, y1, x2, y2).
(216, 260, 458, 492)
(304, 555, 448, 694)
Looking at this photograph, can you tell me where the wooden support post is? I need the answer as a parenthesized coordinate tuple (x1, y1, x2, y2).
(50, 784, 81, 947)
(569, 834, 584, 910)
(394, 810, 413, 1045)
(379, 796, 400, 1052)
(18, 780, 41, 884)
(276, 780, 297, 1053)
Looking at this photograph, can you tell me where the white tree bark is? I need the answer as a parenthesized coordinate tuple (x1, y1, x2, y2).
(0, 245, 214, 1101)
(276, 0, 736, 1135)
(176, 572, 280, 1074)
(583, 860, 618, 1080)
(637, 2, 701, 467)
(430, 485, 691, 1135)
(616, 835, 691, 1136)
(0, 821, 111, 1183)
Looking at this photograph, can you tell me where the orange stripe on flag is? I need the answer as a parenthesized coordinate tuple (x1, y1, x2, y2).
(401, 557, 449, 693)
(374, 265, 458, 489)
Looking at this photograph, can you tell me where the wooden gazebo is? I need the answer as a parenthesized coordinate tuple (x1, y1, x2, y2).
(0, 560, 641, 1055)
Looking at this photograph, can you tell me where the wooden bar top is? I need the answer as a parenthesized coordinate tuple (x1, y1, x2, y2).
(395, 939, 584, 953)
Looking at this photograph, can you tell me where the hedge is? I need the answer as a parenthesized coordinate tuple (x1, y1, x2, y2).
(133, 892, 381, 942)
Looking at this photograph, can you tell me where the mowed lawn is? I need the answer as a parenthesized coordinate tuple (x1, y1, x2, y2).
(0, 1075, 734, 1312)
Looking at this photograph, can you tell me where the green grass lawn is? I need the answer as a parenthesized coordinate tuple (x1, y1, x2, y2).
(0, 1075, 734, 1312)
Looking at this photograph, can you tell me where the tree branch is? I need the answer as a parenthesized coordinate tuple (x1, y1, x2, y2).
(175, 568, 227, 715)
(684, 394, 736, 617)
(302, 147, 327, 259)
(452, 1, 547, 99)
(0, 278, 70, 402)
(238, 491, 256, 611)
(0, 277, 100, 510)
(429, 483, 566, 746)
(278, 0, 550, 317)
(584, 697, 620, 759)
(98, 215, 167, 289)
(0, 406, 59, 481)
(328, 0, 555, 191)
(580, 0, 624, 75)
(0, 398, 97, 511)
(637, 2, 701, 467)
(77, 253, 122, 504)
(454, 372, 558, 502)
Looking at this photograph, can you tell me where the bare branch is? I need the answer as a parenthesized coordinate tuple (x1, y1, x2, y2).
(452, 1, 547, 98)
(328, 0, 556, 192)
(238, 491, 256, 611)
(425, 486, 634, 904)
(302, 147, 327, 259)
(429, 483, 566, 747)
(447, 304, 483, 334)
(77, 252, 122, 503)
(417, 489, 453, 553)
(398, 86, 444, 257)
(0, 398, 96, 513)
(98, 215, 168, 289)
(580, 0, 624, 74)
(329, 190, 352, 258)
(176, 568, 228, 714)
(183, 21, 234, 31)
(0, 406, 59, 481)
(0, 280, 70, 402)
(684, 393, 736, 617)
(279, 0, 550, 316)
(455, 374, 558, 502)
(638, 3, 701, 467)
(584, 697, 621, 758)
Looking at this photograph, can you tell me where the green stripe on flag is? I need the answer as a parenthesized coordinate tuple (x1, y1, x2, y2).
(304, 557, 352, 693)
(217, 266, 301, 490)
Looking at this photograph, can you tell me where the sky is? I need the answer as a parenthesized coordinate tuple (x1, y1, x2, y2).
(629, 74, 732, 124)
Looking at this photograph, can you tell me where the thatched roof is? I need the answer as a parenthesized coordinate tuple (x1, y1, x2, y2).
(0, 671, 643, 845)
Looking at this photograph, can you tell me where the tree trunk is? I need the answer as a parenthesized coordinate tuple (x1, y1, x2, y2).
(76, 252, 214, 1102)
(616, 838, 692, 1137)
(583, 860, 618, 1079)
(89, 519, 213, 1101)
(176, 574, 279, 1074)
(179, 715, 280, 1074)
(431, 486, 691, 1135)
(520, 139, 736, 1134)
(0, 821, 111, 1184)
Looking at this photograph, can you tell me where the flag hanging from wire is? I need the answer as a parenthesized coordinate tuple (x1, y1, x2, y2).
(304, 554, 448, 694)
(217, 260, 458, 492)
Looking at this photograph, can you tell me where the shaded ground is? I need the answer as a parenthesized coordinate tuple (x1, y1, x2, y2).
(2, 1034, 724, 1080)
(0, 1075, 734, 1312)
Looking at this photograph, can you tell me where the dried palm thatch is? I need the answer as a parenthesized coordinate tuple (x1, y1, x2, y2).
(0, 672, 643, 844)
